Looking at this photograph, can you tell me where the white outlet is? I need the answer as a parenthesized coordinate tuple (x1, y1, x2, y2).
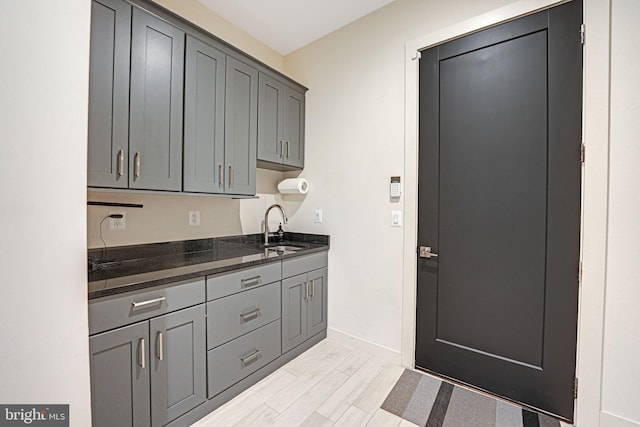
(314, 209, 323, 224)
(189, 211, 201, 226)
(109, 212, 126, 231)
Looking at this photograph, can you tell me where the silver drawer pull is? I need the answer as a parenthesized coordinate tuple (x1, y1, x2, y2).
(138, 338, 145, 369)
(157, 331, 163, 361)
(240, 349, 261, 368)
(241, 276, 261, 287)
(240, 308, 261, 323)
(131, 296, 166, 309)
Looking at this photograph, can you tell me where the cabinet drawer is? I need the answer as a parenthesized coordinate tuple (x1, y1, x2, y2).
(206, 262, 281, 300)
(89, 278, 206, 335)
(207, 281, 281, 349)
(282, 251, 328, 279)
(207, 320, 281, 398)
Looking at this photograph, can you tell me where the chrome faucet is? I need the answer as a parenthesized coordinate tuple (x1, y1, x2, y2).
(264, 204, 288, 244)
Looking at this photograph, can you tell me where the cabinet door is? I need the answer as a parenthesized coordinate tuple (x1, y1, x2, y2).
(281, 274, 308, 353)
(283, 87, 305, 169)
(89, 322, 150, 427)
(257, 73, 284, 165)
(129, 9, 184, 191)
(224, 57, 257, 195)
(149, 305, 206, 427)
(307, 267, 328, 337)
(183, 35, 226, 193)
(87, 0, 131, 188)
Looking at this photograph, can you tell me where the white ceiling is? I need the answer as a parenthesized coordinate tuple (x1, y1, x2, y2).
(198, 0, 395, 55)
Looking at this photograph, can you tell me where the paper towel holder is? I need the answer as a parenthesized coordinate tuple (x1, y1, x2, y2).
(277, 178, 309, 195)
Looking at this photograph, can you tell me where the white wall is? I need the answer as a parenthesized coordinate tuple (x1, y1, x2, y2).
(601, 0, 640, 425)
(0, 1, 92, 425)
(284, 0, 516, 356)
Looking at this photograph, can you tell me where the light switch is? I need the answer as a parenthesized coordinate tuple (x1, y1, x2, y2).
(314, 210, 323, 224)
(391, 211, 402, 227)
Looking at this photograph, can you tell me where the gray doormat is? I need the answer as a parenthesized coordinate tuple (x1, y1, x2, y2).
(381, 369, 563, 427)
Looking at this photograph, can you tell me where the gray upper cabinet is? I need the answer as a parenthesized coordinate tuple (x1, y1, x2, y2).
(89, 321, 151, 427)
(183, 35, 226, 193)
(129, 8, 184, 191)
(88, 0, 305, 196)
(224, 57, 258, 196)
(150, 305, 206, 426)
(87, 0, 131, 188)
(257, 73, 305, 170)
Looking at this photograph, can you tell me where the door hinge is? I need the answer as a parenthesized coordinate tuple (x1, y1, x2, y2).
(578, 261, 583, 285)
(412, 51, 422, 61)
(573, 377, 578, 399)
(580, 142, 585, 164)
(580, 24, 586, 45)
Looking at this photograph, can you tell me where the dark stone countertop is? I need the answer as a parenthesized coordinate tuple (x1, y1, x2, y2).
(88, 233, 329, 300)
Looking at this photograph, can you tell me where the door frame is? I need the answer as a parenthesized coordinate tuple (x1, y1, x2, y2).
(401, 0, 610, 425)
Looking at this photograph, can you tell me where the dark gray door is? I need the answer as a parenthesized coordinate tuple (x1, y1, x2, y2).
(416, 1, 582, 421)
(87, 0, 130, 188)
(129, 8, 184, 191)
(224, 56, 257, 195)
(149, 305, 206, 427)
(183, 35, 226, 193)
(89, 322, 150, 427)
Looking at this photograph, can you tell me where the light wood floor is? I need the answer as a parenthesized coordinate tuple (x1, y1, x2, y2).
(191, 338, 417, 427)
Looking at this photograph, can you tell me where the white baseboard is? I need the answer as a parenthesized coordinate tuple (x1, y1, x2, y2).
(601, 411, 640, 427)
(327, 328, 402, 365)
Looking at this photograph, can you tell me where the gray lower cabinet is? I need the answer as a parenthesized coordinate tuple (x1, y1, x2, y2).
(89, 279, 206, 427)
(257, 73, 305, 170)
(183, 35, 226, 193)
(281, 253, 329, 354)
(150, 305, 206, 426)
(89, 322, 150, 427)
(87, 0, 131, 188)
(224, 57, 258, 195)
(129, 8, 184, 191)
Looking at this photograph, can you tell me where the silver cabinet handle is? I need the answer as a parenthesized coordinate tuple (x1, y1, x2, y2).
(131, 296, 166, 309)
(134, 152, 141, 177)
(241, 275, 261, 287)
(156, 331, 163, 361)
(310, 280, 315, 298)
(419, 246, 438, 259)
(240, 308, 261, 323)
(286, 141, 290, 158)
(280, 140, 284, 158)
(228, 165, 232, 187)
(304, 281, 309, 300)
(218, 164, 223, 187)
(138, 338, 145, 369)
(240, 349, 261, 368)
(117, 149, 124, 177)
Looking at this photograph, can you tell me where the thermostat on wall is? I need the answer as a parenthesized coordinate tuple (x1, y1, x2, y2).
(390, 176, 401, 198)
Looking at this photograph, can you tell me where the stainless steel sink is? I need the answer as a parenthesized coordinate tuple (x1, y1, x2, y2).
(265, 245, 305, 252)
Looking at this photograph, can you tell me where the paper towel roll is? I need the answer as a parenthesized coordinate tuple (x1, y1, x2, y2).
(278, 178, 309, 194)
